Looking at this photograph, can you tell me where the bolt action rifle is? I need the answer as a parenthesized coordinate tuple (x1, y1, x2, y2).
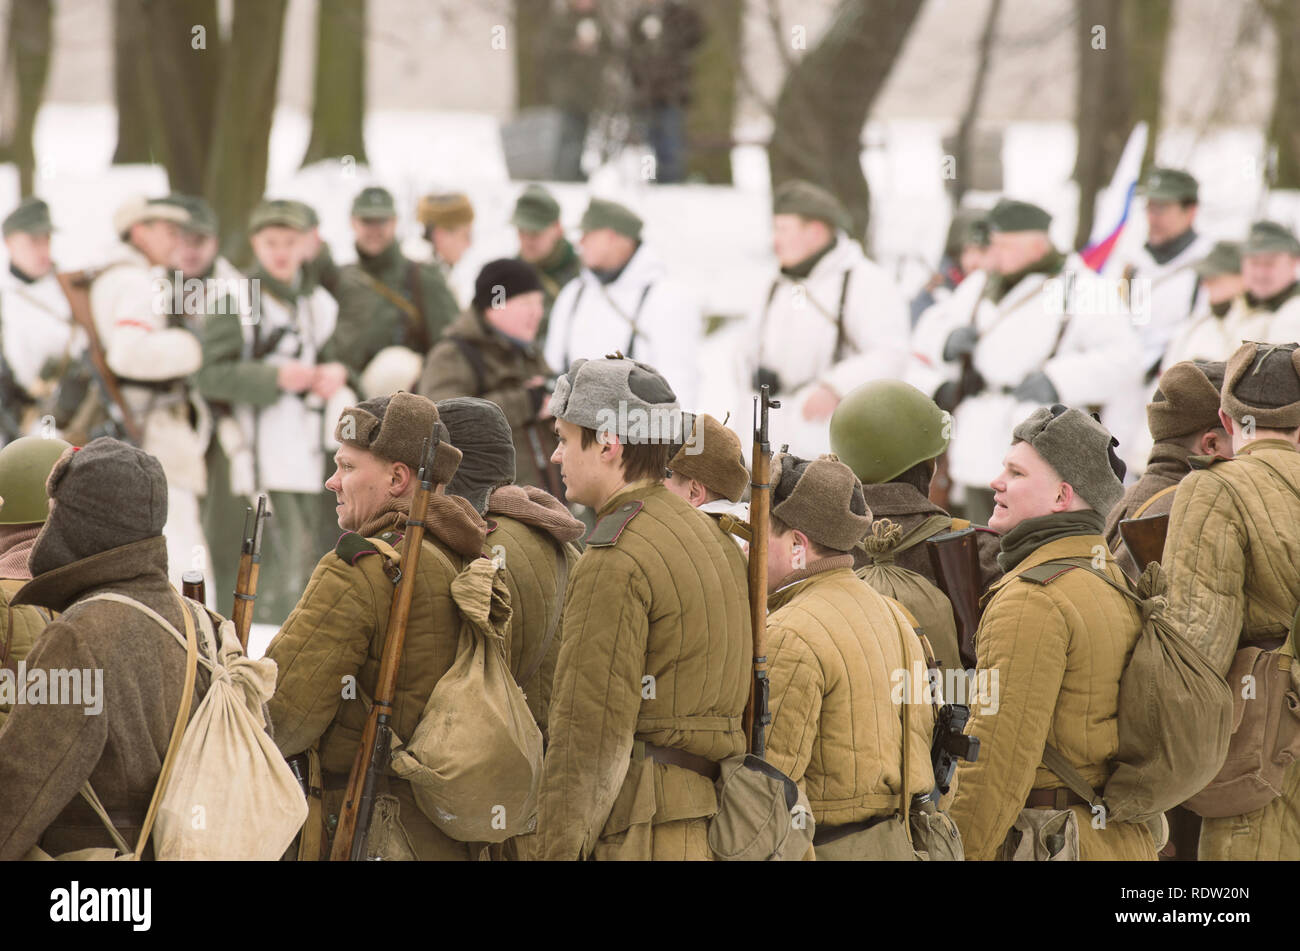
(742, 386, 780, 758)
(330, 432, 438, 861)
(231, 494, 270, 651)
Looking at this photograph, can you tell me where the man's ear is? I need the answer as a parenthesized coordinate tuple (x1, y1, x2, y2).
(688, 479, 708, 506)
(1218, 409, 1236, 438)
(389, 461, 414, 496)
(600, 433, 624, 467)
(1054, 480, 1076, 512)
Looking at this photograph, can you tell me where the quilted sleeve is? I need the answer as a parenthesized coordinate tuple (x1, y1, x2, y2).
(537, 549, 651, 859)
(948, 581, 1070, 861)
(1160, 470, 1246, 676)
(762, 622, 825, 786)
(265, 554, 377, 757)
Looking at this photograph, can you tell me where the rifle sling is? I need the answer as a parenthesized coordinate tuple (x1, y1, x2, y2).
(1131, 484, 1177, 519)
(54, 270, 142, 443)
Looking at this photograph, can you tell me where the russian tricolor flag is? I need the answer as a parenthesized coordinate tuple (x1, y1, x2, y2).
(1080, 122, 1149, 273)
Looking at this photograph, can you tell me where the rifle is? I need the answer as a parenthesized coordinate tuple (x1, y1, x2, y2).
(54, 270, 144, 444)
(330, 433, 438, 861)
(926, 527, 982, 670)
(181, 569, 206, 606)
(743, 386, 780, 758)
(1118, 512, 1169, 572)
(231, 494, 271, 651)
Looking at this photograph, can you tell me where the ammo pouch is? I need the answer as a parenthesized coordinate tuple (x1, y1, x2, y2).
(1184, 643, 1300, 818)
(1000, 806, 1081, 861)
(909, 798, 964, 861)
(708, 754, 814, 861)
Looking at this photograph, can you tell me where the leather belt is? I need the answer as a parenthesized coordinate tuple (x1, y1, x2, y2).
(1025, 787, 1091, 810)
(812, 813, 892, 846)
(640, 741, 721, 781)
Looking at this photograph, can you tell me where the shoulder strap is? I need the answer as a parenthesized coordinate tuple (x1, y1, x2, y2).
(1041, 743, 1103, 807)
(518, 542, 570, 687)
(560, 280, 588, 371)
(405, 261, 431, 352)
(949, 517, 971, 531)
(449, 335, 489, 397)
(831, 269, 853, 363)
(889, 513, 953, 558)
(1132, 483, 1178, 519)
(1017, 556, 1143, 607)
(54, 271, 142, 443)
(624, 282, 655, 360)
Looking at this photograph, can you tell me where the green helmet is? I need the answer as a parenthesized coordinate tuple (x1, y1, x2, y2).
(829, 380, 950, 484)
(0, 436, 73, 525)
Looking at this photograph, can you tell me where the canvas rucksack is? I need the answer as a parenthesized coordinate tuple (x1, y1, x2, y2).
(856, 515, 964, 673)
(27, 592, 307, 861)
(389, 552, 545, 843)
(1016, 557, 1233, 824)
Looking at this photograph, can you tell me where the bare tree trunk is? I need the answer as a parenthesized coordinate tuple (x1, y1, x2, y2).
(2, 0, 52, 196)
(513, 0, 550, 111)
(950, 0, 1001, 205)
(301, 0, 369, 168)
(112, 0, 168, 165)
(1264, 0, 1300, 188)
(141, 0, 222, 194)
(1125, 0, 1172, 175)
(1072, 0, 1134, 251)
(205, 0, 290, 268)
(767, 0, 925, 243)
(685, 0, 742, 184)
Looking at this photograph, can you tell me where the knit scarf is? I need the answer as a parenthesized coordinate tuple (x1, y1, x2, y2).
(355, 493, 488, 559)
(985, 248, 1065, 303)
(248, 266, 301, 306)
(539, 237, 577, 280)
(0, 525, 41, 579)
(996, 509, 1106, 573)
(355, 240, 403, 280)
(487, 485, 586, 544)
(1145, 228, 1198, 266)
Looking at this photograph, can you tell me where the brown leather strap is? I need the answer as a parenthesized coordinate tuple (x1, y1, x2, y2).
(811, 813, 891, 846)
(1133, 484, 1178, 519)
(54, 269, 143, 443)
(641, 741, 720, 781)
(1025, 787, 1090, 810)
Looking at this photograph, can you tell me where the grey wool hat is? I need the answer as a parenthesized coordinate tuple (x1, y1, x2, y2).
(1012, 405, 1126, 516)
(436, 397, 517, 515)
(1148, 361, 1226, 442)
(1221, 342, 1300, 430)
(335, 391, 462, 486)
(551, 354, 681, 444)
(29, 438, 168, 577)
(771, 452, 873, 553)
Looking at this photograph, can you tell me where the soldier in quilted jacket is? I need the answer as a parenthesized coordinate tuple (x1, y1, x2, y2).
(535, 355, 751, 860)
(948, 405, 1158, 861)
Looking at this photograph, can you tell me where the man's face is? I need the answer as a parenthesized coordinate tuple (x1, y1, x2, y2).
(352, 216, 396, 257)
(1202, 272, 1243, 306)
(578, 227, 634, 271)
(173, 230, 218, 280)
(324, 443, 409, 531)
(517, 222, 563, 264)
(484, 291, 545, 342)
(1145, 199, 1196, 246)
(959, 243, 991, 277)
(5, 231, 52, 278)
(1242, 251, 1299, 300)
(432, 223, 473, 267)
(989, 230, 1049, 276)
(771, 214, 832, 269)
(988, 440, 1070, 533)
(131, 219, 181, 267)
(250, 226, 307, 284)
(551, 416, 610, 508)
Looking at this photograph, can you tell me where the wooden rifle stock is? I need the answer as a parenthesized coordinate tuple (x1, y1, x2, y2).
(926, 528, 982, 670)
(231, 494, 270, 651)
(181, 570, 206, 606)
(1118, 512, 1170, 572)
(743, 387, 779, 758)
(330, 435, 438, 861)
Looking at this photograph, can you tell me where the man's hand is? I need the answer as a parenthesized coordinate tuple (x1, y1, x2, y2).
(310, 362, 349, 400)
(277, 362, 315, 394)
(942, 325, 979, 362)
(801, 383, 840, 422)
